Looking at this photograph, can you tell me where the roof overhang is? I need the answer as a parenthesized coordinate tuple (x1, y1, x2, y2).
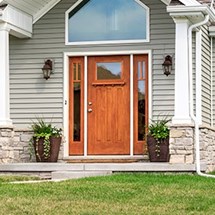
(178, 0, 201, 6)
(33, 0, 61, 23)
(161, 0, 171, 5)
(0, 0, 62, 24)
(0, 4, 32, 38)
(160, 0, 200, 6)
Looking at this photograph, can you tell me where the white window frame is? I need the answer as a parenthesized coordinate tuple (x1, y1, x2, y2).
(65, 0, 150, 46)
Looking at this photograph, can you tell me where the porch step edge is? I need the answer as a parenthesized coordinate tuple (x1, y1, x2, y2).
(84, 163, 207, 172)
(0, 162, 207, 173)
(0, 163, 84, 172)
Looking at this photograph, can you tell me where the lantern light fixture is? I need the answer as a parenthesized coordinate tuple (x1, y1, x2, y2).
(162, 55, 172, 76)
(42, 59, 53, 80)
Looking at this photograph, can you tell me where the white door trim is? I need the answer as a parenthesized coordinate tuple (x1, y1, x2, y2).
(130, 54, 134, 156)
(84, 56, 88, 157)
(63, 50, 152, 158)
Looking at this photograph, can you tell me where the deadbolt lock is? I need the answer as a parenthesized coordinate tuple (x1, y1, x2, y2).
(88, 108, 93, 113)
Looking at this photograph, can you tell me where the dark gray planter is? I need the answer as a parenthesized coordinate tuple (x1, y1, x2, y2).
(33, 136, 61, 162)
(147, 135, 170, 162)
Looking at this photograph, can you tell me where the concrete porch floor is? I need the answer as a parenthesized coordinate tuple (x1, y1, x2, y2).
(0, 162, 207, 180)
(0, 162, 206, 172)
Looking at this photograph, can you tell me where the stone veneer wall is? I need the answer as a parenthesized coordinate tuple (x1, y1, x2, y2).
(1, 125, 214, 171)
(0, 126, 15, 163)
(199, 126, 215, 172)
(0, 128, 64, 163)
(170, 125, 195, 164)
(170, 124, 215, 172)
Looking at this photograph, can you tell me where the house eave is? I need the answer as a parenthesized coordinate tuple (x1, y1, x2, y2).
(178, 0, 201, 6)
(160, 0, 171, 5)
(167, 5, 215, 23)
(33, 0, 62, 24)
(0, 4, 32, 38)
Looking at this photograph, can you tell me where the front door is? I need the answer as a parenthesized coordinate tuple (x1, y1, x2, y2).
(87, 56, 130, 155)
(68, 54, 148, 156)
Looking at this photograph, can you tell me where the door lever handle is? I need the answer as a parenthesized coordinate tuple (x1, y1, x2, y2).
(88, 108, 93, 113)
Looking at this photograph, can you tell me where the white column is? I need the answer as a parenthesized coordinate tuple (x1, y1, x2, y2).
(172, 18, 192, 124)
(0, 24, 12, 125)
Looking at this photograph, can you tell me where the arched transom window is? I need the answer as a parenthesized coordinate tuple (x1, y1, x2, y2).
(66, 0, 149, 44)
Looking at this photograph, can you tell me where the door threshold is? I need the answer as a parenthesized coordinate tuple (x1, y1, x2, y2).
(64, 155, 149, 163)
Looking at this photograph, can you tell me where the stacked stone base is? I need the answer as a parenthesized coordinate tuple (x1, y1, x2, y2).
(1, 125, 215, 172)
(0, 126, 15, 163)
(0, 127, 64, 163)
(170, 125, 194, 164)
(199, 126, 215, 172)
(170, 124, 215, 172)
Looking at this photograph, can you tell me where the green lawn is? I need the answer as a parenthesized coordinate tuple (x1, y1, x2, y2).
(0, 175, 40, 183)
(0, 173, 214, 215)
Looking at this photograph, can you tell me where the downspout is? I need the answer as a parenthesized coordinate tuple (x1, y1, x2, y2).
(188, 14, 215, 178)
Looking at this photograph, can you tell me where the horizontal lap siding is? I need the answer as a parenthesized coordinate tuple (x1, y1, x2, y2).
(9, 0, 175, 128)
(213, 38, 215, 126)
(201, 26, 212, 126)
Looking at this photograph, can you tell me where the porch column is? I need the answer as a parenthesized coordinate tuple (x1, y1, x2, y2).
(172, 18, 192, 124)
(0, 24, 12, 125)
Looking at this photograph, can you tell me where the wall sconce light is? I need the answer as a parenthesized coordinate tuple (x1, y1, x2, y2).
(42, 59, 53, 80)
(162, 55, 172, 76)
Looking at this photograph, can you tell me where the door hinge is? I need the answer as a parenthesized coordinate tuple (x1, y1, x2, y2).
(65, 100, 67, 105)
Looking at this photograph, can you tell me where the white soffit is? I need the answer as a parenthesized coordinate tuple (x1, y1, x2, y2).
(161, 0, 171, 5)
(179, 0, 201, 6)
(0, 0, 62, 23)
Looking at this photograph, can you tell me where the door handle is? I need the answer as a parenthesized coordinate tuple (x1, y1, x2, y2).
(88, 108, 93, 113)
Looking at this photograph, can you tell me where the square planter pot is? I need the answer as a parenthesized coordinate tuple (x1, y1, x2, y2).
(147, 135, 170, 162)
(33, 136, 62, 162)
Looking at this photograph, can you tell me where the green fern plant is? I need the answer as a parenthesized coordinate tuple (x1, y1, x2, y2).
(148, 118, 170, 140)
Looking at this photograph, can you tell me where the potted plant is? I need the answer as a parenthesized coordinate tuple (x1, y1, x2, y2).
(147, 118, 170, 162)
(30, 119, 62, 162)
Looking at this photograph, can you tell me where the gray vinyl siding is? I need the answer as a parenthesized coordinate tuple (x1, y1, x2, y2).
(213, 38, 215, 126)
(9, 0, 175, 128)
(201, 26, 212, 126)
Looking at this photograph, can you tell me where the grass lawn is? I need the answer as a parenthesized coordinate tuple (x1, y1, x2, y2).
(0, 173, 214, 215)
(0, 175, 40, 183)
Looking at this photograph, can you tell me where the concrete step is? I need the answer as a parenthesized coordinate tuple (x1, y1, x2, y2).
(64, 155, 149, 163)
(0, 163, 207, 173)
(51, 171, 112, 180)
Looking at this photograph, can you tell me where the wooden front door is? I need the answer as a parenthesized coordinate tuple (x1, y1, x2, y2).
(87, 56, 130, 155)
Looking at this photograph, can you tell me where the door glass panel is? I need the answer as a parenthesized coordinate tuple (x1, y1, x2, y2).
(78, 63, 81, 80)
(73, 83, 81, 141)
(138, 81, 145, 140)
(73, 63, 77, 80)
(142, 62, 146, 79)
(138, 62, 142, 79)
(97, 62, 121, 80)
(138, 61, 146, 79)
